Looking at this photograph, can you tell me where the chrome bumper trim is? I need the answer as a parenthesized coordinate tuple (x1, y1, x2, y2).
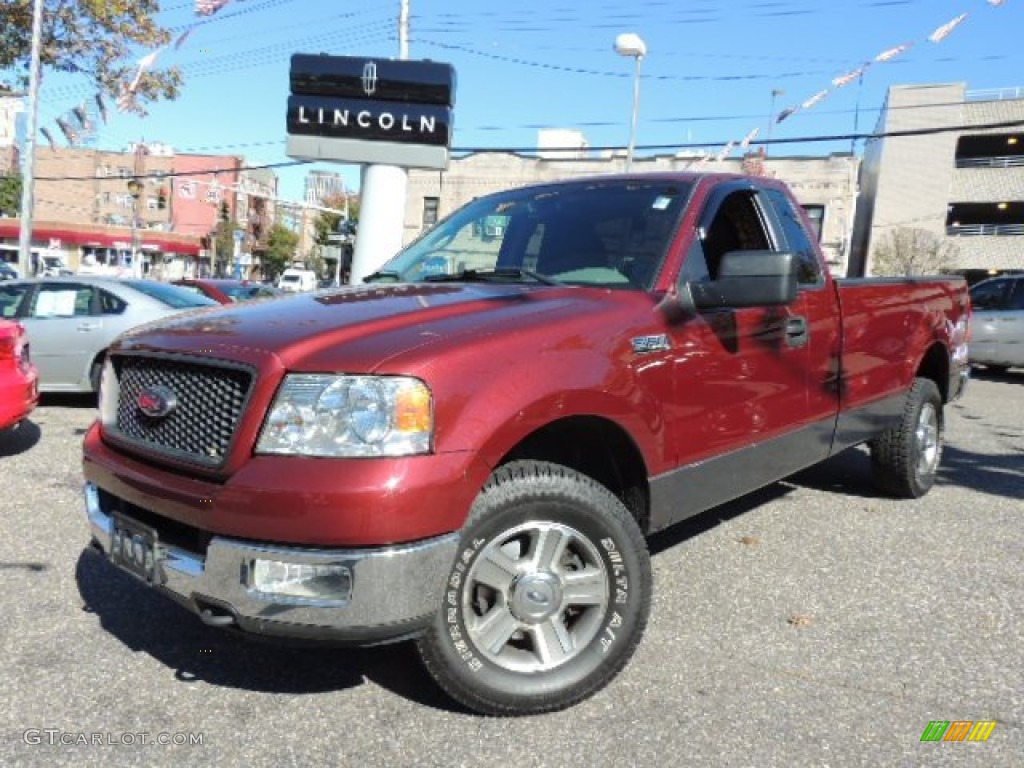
(84, 483, 457, 639)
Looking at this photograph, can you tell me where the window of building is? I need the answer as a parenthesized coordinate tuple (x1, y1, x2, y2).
(422, 197, 440, 228)
(955, 133, 1024, 168)
(946, 202, 1024, 236)
(117, 167, 131, 178)
(146, 197, 159, 211)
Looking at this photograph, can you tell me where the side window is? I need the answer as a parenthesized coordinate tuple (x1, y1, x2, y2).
(969, 280, 1008, 311)
(31, 285, 95, 318)
(0, 284, 31, 319)
(767, 189, 823, 286)
(679, 239, 711, 283)
(1006, 279, 1024, 310)
(100, 289, 127, 315)
(700, 190, 772, 279)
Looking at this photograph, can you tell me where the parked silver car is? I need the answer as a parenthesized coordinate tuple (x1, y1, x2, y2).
(0, 277, 218, 392)
(969, 274, 1024, 372)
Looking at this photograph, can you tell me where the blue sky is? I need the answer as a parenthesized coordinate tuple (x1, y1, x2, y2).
(26, 0, 1024, 202)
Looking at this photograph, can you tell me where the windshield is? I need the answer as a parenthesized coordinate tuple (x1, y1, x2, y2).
(124, 280, 219, 309)
(373, 179, 693, 290)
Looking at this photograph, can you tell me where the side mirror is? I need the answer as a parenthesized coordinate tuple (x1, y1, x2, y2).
(676, 250, 798, 313)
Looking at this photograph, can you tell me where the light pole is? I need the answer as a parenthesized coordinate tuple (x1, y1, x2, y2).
(614, 32, 647, 172)
(766, 88, 784, 148)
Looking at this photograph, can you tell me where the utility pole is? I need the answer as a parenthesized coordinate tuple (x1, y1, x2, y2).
(16, 0, 45, 279)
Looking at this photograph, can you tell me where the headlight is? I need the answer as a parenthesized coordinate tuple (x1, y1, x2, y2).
(256, 374, 433, 457)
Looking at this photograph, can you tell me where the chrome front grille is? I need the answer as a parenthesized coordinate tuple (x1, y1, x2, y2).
(112, 356, 254, 467)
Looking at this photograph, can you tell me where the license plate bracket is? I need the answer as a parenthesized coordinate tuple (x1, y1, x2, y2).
(110, 513, 162, 584)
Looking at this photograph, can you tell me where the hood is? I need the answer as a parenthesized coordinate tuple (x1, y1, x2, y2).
(113, 282, 608, 372)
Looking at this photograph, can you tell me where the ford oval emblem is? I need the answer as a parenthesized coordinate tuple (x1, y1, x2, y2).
(137, 385, 178, 419)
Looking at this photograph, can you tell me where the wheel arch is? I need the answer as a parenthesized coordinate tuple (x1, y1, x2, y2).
(496, 415, 652, 534)
(916, 341, 951, 402)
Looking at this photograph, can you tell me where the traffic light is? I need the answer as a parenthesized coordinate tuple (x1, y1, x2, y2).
(157, 187, 167, 210)
(219, 201, 229, 222)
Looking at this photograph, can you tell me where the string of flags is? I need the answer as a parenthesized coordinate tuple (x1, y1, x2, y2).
(37, 1, 245, 148)
(696, 1, 1011, 165)
(37, 0, 1011, 159)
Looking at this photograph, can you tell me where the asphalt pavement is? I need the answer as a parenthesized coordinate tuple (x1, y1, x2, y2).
(0, 371, 1021, 767)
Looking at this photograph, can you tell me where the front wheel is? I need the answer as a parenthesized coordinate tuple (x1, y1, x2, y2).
(870, 377, 944, 498)
(417, 460, 652, 716)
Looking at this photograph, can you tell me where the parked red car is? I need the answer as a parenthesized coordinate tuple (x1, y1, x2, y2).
(172, 278, 283, 305)
(0, 319, 39, 432)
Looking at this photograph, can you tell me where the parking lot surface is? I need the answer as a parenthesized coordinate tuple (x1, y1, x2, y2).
(1, 372, 1021, 767)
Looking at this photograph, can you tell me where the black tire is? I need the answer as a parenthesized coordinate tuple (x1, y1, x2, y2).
(416, 460, 652, 716)
(870, 377, 944, 498)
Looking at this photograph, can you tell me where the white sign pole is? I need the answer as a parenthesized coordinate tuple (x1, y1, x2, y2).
(347, 0, 410, 285)
(349, 165, 406, 284)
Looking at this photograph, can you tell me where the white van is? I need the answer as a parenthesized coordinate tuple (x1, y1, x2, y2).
(277, 268, 318, 293)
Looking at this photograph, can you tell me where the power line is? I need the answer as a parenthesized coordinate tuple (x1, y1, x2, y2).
(28, 117, 1024, 183)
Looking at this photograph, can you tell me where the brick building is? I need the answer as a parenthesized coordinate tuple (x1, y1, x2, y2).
(0, 144, 253, 279)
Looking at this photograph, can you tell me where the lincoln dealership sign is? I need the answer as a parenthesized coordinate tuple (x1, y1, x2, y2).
(286, 54, 456, 170)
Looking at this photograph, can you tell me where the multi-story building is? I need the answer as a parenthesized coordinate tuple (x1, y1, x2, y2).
(851, 82, 1024, 277)
(235, 167, 277, 278)
(0, 144, 249, 278)
(406, 148, 861, 276)
(304, 169, 346, 205)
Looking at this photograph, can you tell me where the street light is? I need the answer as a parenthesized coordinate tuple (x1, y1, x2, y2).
(126, 177, 142, 277)
(614, 32, 647, 172)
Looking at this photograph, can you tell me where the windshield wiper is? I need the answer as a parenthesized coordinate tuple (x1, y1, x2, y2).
(422, 268, 561, 285)
(362, 270, 401, 283)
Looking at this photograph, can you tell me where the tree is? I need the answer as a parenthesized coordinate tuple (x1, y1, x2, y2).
(870, 227, 958, 277)
(0, 174, 22, 217)
(262, 224, 299, 282)
(213, 219, 237, 278)
(0, 1, 182, 114)
(311, 193, 357, 248)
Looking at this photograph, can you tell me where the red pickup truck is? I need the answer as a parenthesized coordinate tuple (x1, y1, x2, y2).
(82, 173, 970, 716)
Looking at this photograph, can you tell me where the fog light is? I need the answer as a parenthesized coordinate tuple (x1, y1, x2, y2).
(249, 559, 352, 604)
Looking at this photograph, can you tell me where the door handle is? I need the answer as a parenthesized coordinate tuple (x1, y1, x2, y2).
(76, 322, 100, 332)
(785, 316, 808, 348)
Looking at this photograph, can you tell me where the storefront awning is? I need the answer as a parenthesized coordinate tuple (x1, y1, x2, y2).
(0, 220, 202, 256)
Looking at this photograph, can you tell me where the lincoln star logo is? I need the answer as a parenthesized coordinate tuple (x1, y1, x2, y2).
(137, 385, 178, 419)
(362, 61, 378, 96)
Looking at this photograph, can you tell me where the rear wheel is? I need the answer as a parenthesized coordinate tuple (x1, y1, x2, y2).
(870, 377, 944, 498)
(417, 460, 651, 716)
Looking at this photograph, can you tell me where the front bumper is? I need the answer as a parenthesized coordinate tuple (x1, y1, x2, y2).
(85, 482, 458, 644)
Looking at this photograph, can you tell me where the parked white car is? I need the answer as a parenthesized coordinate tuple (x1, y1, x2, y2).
(277, 268, 318, 293)
(968, 274, 1024, 371)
